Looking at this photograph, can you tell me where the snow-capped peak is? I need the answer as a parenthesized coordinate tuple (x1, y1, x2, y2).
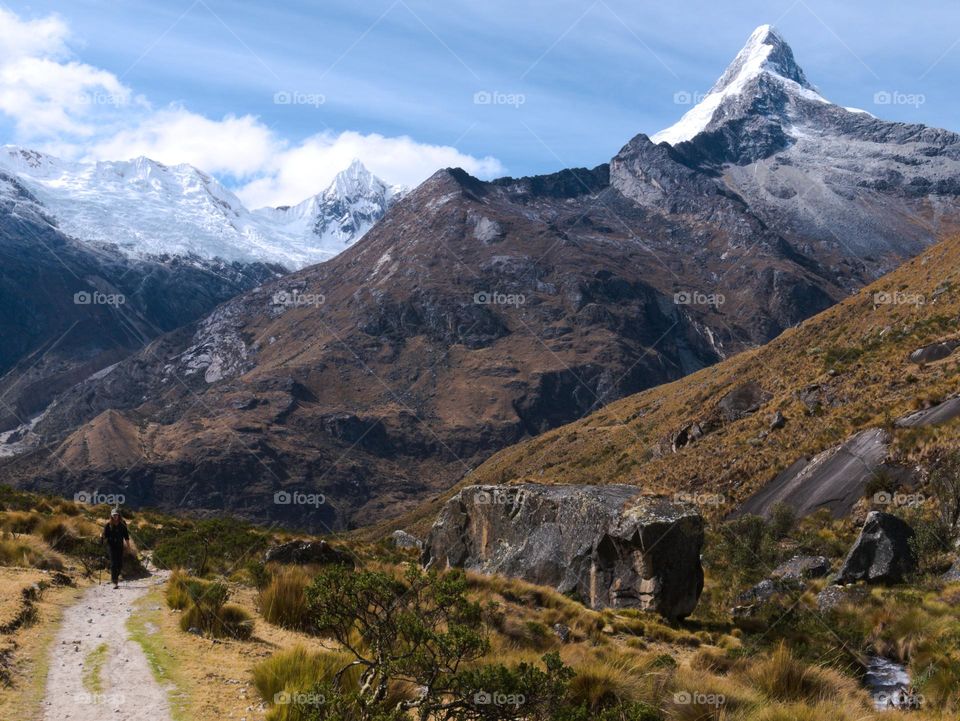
(0, 146, 403, 270)
(652, 25, 829, 145)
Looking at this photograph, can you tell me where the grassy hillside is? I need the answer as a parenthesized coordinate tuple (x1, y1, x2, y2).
(457, 234, 960, 520)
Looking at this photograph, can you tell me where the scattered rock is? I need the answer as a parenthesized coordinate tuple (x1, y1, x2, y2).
(421, 484, 704, 620)
(390, 530, 422, 550)
(718, 381, 771, 421)
(731, 579, 790, 617)
(816, 584, 867, 612)
(908, 339, 960, 364)
(771, 555, 831, 582)
(672, 422, 704, 451)
(264, 540, 355, 568)
(769, 411, 786, 430)
(835, 512, 916, 585)
(552, 623, 571, 643)
(187, 626, 202, 636)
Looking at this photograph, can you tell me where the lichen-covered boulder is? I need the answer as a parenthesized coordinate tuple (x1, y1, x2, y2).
(834, 512, 916, 585)
(421, 484, 704, 620)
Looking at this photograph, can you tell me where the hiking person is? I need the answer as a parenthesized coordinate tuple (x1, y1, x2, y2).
(101, 508, 130, 588)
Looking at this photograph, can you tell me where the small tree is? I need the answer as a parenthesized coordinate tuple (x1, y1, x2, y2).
(303, 564, 574, 721)
(929, 450, 960, 537)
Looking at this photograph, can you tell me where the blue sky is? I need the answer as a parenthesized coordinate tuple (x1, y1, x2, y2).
(2, 0, 959, 206)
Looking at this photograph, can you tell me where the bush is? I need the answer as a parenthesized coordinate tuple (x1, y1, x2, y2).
(153, 518, 268, 575)
(260, 566, 312, 631)
(174, 578, 253, 640)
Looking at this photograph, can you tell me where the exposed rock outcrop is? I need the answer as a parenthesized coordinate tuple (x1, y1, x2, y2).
(835, 512, 916, 585)
(421, 484, 704, 620)
(737, 429, 912, 519)
(771, 555, 831, 582)
(908, 339, 960, 364)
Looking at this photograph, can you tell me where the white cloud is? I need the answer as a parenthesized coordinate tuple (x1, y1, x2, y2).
(236, 130, 504, 208)
(0, 9, 138, 137)
(88, 107, 280, 179)
(0, 8, 504, 206)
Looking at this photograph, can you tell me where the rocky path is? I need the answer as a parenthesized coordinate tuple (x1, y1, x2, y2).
(40, 570, 172, 721)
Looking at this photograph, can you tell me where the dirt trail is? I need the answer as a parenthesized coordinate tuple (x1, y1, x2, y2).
(41, 570, 173, 721)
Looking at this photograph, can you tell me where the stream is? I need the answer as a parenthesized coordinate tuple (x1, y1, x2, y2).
(864, 656, 915, 711)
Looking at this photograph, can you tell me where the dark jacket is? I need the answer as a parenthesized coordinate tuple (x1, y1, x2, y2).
(102, 521, 130, 550)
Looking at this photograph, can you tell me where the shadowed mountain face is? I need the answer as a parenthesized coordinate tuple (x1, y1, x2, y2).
(5, 26, 960, 530)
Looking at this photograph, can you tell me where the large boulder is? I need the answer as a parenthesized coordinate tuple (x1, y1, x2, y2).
(834, 512, 916, 585)
(264, 540, 354, 568)
(717, 381, 771, 421)
(421, 484, 704, 620)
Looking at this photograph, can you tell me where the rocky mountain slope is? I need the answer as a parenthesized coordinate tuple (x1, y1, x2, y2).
(0, 148, 403, 269)
(440, 232, 960, 531)
(5, 26, 960, 530)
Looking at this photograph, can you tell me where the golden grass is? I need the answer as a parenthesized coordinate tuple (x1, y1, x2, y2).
(259, 566, 312, 631)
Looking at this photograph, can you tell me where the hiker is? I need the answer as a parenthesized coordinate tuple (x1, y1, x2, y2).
(101, 508, 130, 589)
